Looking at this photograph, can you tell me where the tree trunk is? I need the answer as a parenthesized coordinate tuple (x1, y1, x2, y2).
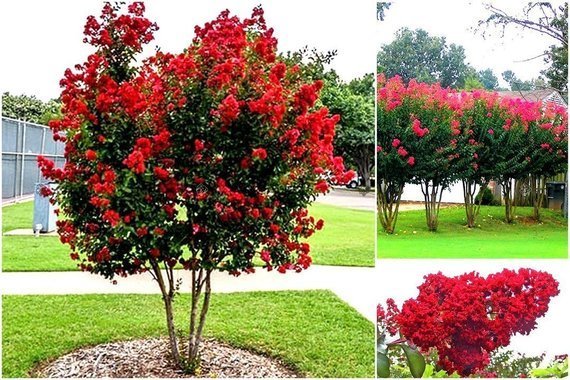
(364, 174, 371, 192)
(502, 178, 515, 223)
(357, 150, 373, 193)
(462, 180, 487, 228)
(188, 265, 213, 368)
(531, 174, 546, 221)
(150, 261, 181, 367)
(378, 180, 404, 234)
(420, 179, 444, 232)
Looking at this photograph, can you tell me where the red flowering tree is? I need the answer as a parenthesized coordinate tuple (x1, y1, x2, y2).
(38, 2, 350, 370)
(380, 269, 559, 376)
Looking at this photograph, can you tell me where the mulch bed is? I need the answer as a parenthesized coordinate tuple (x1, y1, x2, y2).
(32, 337, 301, 378)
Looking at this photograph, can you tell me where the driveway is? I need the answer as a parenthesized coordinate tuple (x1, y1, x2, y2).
(316, 187, 375, 211)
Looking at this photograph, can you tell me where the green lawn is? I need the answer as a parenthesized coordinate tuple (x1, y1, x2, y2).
(2, 291, 374, 378)
(2, 201, 374, 271)
(378, 205, 568, 258)
(306, 203, 374, 266)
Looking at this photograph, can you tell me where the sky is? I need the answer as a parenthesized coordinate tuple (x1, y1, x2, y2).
(0, 0, 376, 101)
(377, 0, 565, 87)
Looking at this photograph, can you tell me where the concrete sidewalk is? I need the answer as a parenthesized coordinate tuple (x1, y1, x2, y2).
(1, 265, 376, 322)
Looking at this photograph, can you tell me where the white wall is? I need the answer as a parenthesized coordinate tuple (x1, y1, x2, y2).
(401, 182, 479, 204)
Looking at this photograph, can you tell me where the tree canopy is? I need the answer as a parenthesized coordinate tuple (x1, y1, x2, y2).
(2, 92, 61, 124)
(377, 28, 470, 89)
(322, 74, 375, 190)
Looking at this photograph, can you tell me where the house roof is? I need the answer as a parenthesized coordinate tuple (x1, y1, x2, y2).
(497, 89, 567, 108)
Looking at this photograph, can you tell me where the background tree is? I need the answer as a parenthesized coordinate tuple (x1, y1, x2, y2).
(322, 74, 375, 191)
(501, 70, 547, 91)
(377, 28, 470, 88)
(376, 2, 392, 21)
(463, 74, 485, 90)
(283, 48, 375, 190)
(478, 2, 568, 96)
(478, 68, 499, 90)
(2, 92, 62, 124)
(39, 3, 350, 371)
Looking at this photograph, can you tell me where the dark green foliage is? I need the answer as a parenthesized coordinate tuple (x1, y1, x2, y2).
(2, 92, 61, 124)
(475, 187, 495, 205)
(377, 28, 470, 88)
(486, 349, 544, 378)
(478, 68, 499, 90)
(322, 75, 375, 190)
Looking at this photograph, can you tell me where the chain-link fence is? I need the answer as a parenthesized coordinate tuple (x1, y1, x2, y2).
(2, 117, 65, 200)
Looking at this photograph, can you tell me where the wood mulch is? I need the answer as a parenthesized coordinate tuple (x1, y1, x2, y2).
(32, 337, 301, 378)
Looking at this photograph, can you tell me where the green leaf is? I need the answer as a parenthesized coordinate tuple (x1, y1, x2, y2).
(377, 352, 391, 378)
(401, 344, 426, 378)
(422, 363, 434, 378)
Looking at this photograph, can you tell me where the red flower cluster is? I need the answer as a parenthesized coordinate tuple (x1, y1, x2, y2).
(381, 269, 559, 376)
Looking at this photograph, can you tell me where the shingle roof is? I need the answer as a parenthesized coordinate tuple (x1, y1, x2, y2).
(497, 89, 567, 108)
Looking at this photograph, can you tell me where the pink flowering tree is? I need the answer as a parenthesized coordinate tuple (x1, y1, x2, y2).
(379, 269, 559, 376)
(376, 75, 414, 234)
(38, 3, 351, 370)
(491, 98, 545, 223)
(377, 75, 473, 232)
(454, 91, 514, 227)
(525, 103, 568, 221)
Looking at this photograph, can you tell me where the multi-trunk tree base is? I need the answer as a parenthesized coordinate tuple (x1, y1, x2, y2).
(378, 181, 405, 234)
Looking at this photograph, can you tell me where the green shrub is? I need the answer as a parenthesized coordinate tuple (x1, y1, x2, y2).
(475, 187, 495, 205)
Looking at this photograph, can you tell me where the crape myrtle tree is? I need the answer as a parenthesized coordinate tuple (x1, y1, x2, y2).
(38, 2, 352, 370)
(376, 74, 414, 234)
(408, 83, 473, 232)
(526, 103, 568, 220)
(493, 98, 543, 224)
(452, 91, 567, 226)
(377, 75, 473, 233)
(456, 90, 511, 228)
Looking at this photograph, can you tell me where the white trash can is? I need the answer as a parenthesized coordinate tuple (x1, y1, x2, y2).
(33, 182, 58, 233)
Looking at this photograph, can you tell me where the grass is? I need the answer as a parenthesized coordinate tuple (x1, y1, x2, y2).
(2, 290, 374, 378)
(2, 201, 374, 271)
(378, 205, 568, 258)
(304, 203, 374, 266)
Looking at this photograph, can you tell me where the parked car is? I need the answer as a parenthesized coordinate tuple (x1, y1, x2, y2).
(345, 172, 359, 188)
(346, 174, 375, 189)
